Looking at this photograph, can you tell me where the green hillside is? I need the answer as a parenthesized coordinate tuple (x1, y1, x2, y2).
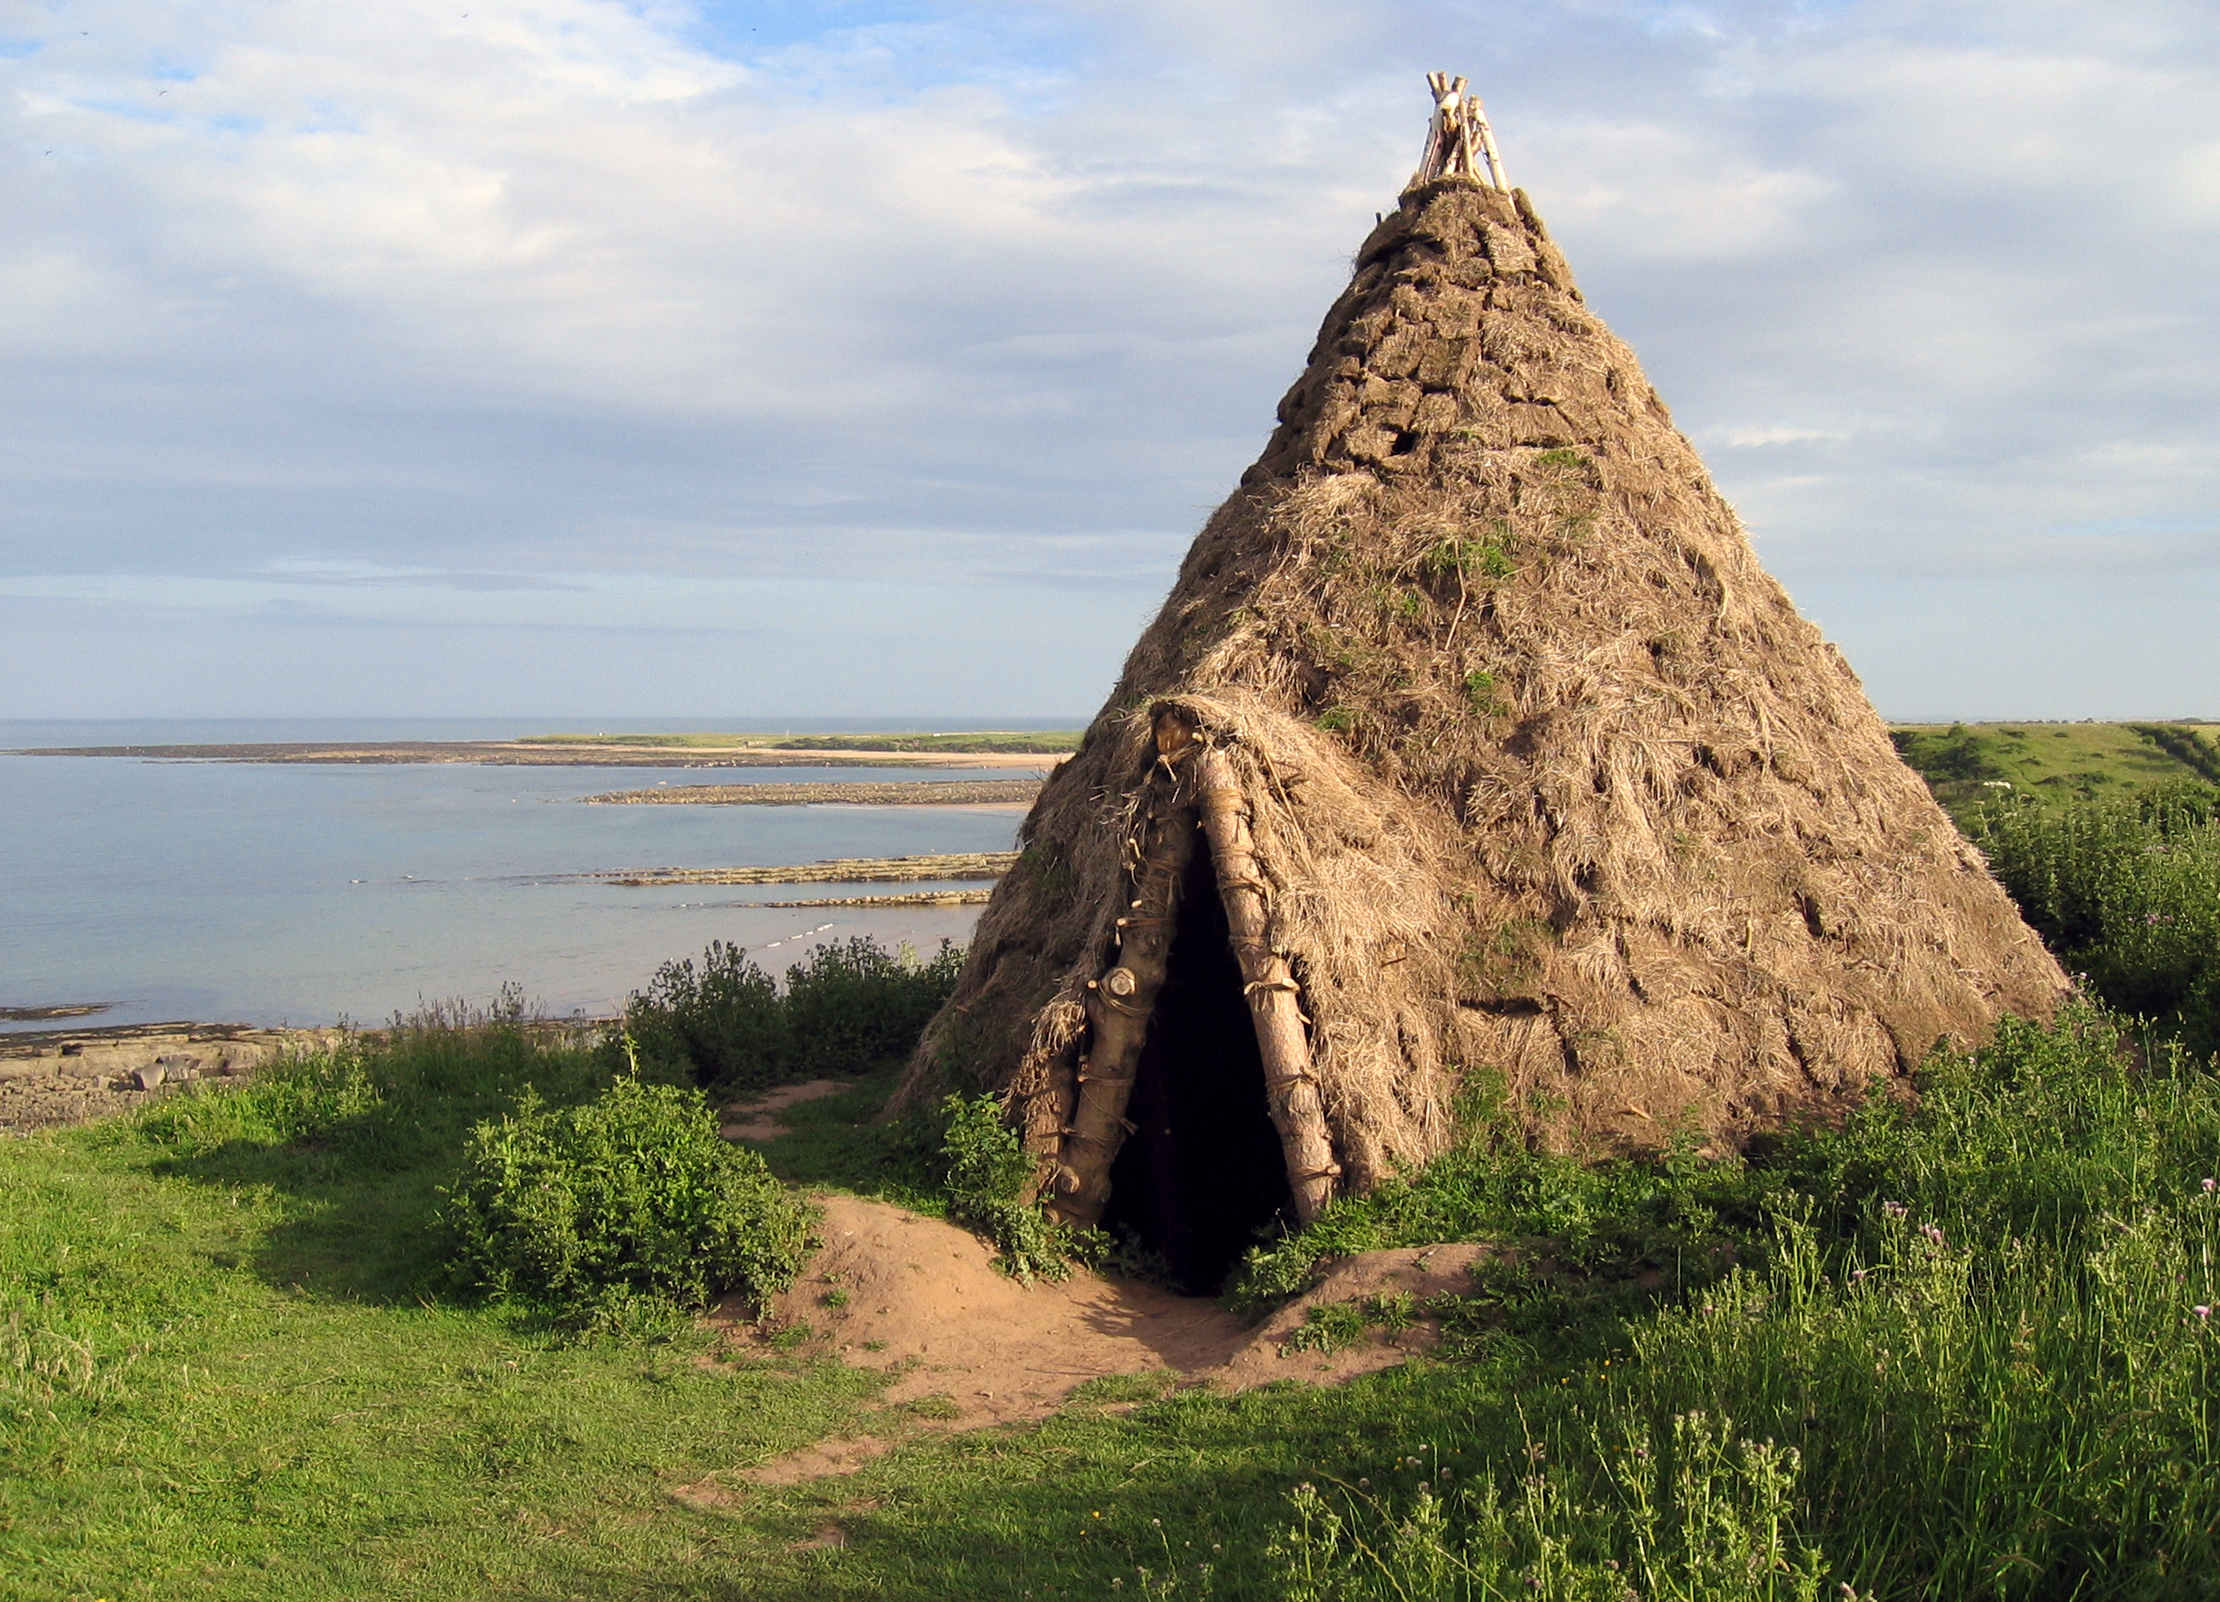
(1890, 721, 2220, 812)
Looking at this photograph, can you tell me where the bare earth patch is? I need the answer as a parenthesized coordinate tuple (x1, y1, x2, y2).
(709, 1194, 1500, 1486)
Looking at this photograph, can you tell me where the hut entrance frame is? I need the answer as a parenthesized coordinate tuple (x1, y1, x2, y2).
(1046, 707, 1338, 1286)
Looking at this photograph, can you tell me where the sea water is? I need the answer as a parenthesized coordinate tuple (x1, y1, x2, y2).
(0, 719, 1048, 1031)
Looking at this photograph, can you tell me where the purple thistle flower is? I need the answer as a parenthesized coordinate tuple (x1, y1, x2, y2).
(2196, 1306, 2213, 1322)
(2203, 1178, 2216, 1195)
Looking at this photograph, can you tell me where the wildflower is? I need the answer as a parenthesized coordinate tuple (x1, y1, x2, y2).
(2196, 1306, 2212, 1322)
(2203, 1178, 2216, 1195)
(1921, 1225, 1946, 1247)
(1850, 1267, 1870, 1282)
(1417, 1481, 1430, 1493)
(1883, 1201, 1908, 1219)
(1357, 1478, 1369, 1488)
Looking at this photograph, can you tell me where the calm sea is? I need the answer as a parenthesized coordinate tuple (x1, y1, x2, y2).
(0, 718, 1058, 1033)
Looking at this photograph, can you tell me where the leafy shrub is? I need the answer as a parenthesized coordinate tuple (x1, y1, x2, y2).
(617, 935, 963, 1095)
(440, 1071, 817, 1327)
(785, 937, 965, 1079)
(618, 940, 788, 1093)
(1965, 783, 2220, 1054)
(939, 1093, 1071, 1283)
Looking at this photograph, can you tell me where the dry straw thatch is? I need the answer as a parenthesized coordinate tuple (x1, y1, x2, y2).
(896, 88, 2066, 1270)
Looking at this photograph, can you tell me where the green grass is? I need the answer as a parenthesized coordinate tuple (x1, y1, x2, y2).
(512, 730, 1083, 753)
(1889, 721, 2219, 812)
(12, 1000, 2220, 1599)
(13, 786, 2220, 1599)
(0, 1022, 900, 1600)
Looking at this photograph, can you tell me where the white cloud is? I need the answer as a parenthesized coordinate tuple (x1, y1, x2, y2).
(1, 0, 2216, 715)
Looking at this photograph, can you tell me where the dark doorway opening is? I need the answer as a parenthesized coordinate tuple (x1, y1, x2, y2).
(1100, 835, 1293, 1295)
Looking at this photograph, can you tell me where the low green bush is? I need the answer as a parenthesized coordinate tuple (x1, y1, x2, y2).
(439, 1070, 817, 1329)
(939, 1093, 1072, 1283)
(615, 935, 962, 1094)
(786, 936, 966, 1078)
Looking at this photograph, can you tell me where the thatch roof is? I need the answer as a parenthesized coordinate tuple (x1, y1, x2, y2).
(895, 94, 2065, 1284)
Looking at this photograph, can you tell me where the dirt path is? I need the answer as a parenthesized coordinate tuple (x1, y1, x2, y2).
(720, 1080, 853, 1141)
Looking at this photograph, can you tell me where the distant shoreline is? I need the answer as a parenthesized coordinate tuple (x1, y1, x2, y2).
(11, 739, 1072, 771)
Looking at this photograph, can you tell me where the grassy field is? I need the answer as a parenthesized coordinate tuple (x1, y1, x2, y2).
(514, 731, 1083, 754)
(1889, 721, 2220, 811)
(12, 776, 2220, 1600)
(9, 993, 2220, 1598)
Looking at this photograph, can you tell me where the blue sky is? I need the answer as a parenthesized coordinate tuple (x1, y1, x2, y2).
(2, 0, 2215, 720)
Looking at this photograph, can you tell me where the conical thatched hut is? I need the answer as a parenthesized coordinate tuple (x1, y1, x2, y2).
(896, 80, 2066, 1290)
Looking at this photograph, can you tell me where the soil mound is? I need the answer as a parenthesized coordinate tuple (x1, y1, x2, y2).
(707, 1194, 1482, 1482)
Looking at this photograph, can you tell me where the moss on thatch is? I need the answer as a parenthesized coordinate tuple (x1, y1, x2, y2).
(895, 171, 2065, 1227)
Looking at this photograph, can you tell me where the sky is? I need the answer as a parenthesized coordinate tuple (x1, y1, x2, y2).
(2, 0, 2215, 722)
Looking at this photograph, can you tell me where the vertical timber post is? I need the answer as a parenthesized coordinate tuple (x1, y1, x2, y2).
(1047, 714, 1201, 1229)
(1192, 743, 1339, 1223)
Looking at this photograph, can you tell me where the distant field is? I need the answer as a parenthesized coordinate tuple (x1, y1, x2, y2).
(1890, 721, 2220, 811)
(516, 731, 1083, 754)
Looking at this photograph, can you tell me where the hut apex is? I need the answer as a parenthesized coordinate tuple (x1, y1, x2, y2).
(896, 77, 2067, 1296)
(1416, 72, 1508, 191)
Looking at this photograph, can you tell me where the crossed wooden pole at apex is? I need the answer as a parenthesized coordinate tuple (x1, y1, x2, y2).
(1417, 72, 1509, 192)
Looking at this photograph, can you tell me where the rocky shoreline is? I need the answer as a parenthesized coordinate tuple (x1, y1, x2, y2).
(587, 850, 1018, 888)
(0, 1022, 341, 1133)
(581, 779, 1042, 806)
